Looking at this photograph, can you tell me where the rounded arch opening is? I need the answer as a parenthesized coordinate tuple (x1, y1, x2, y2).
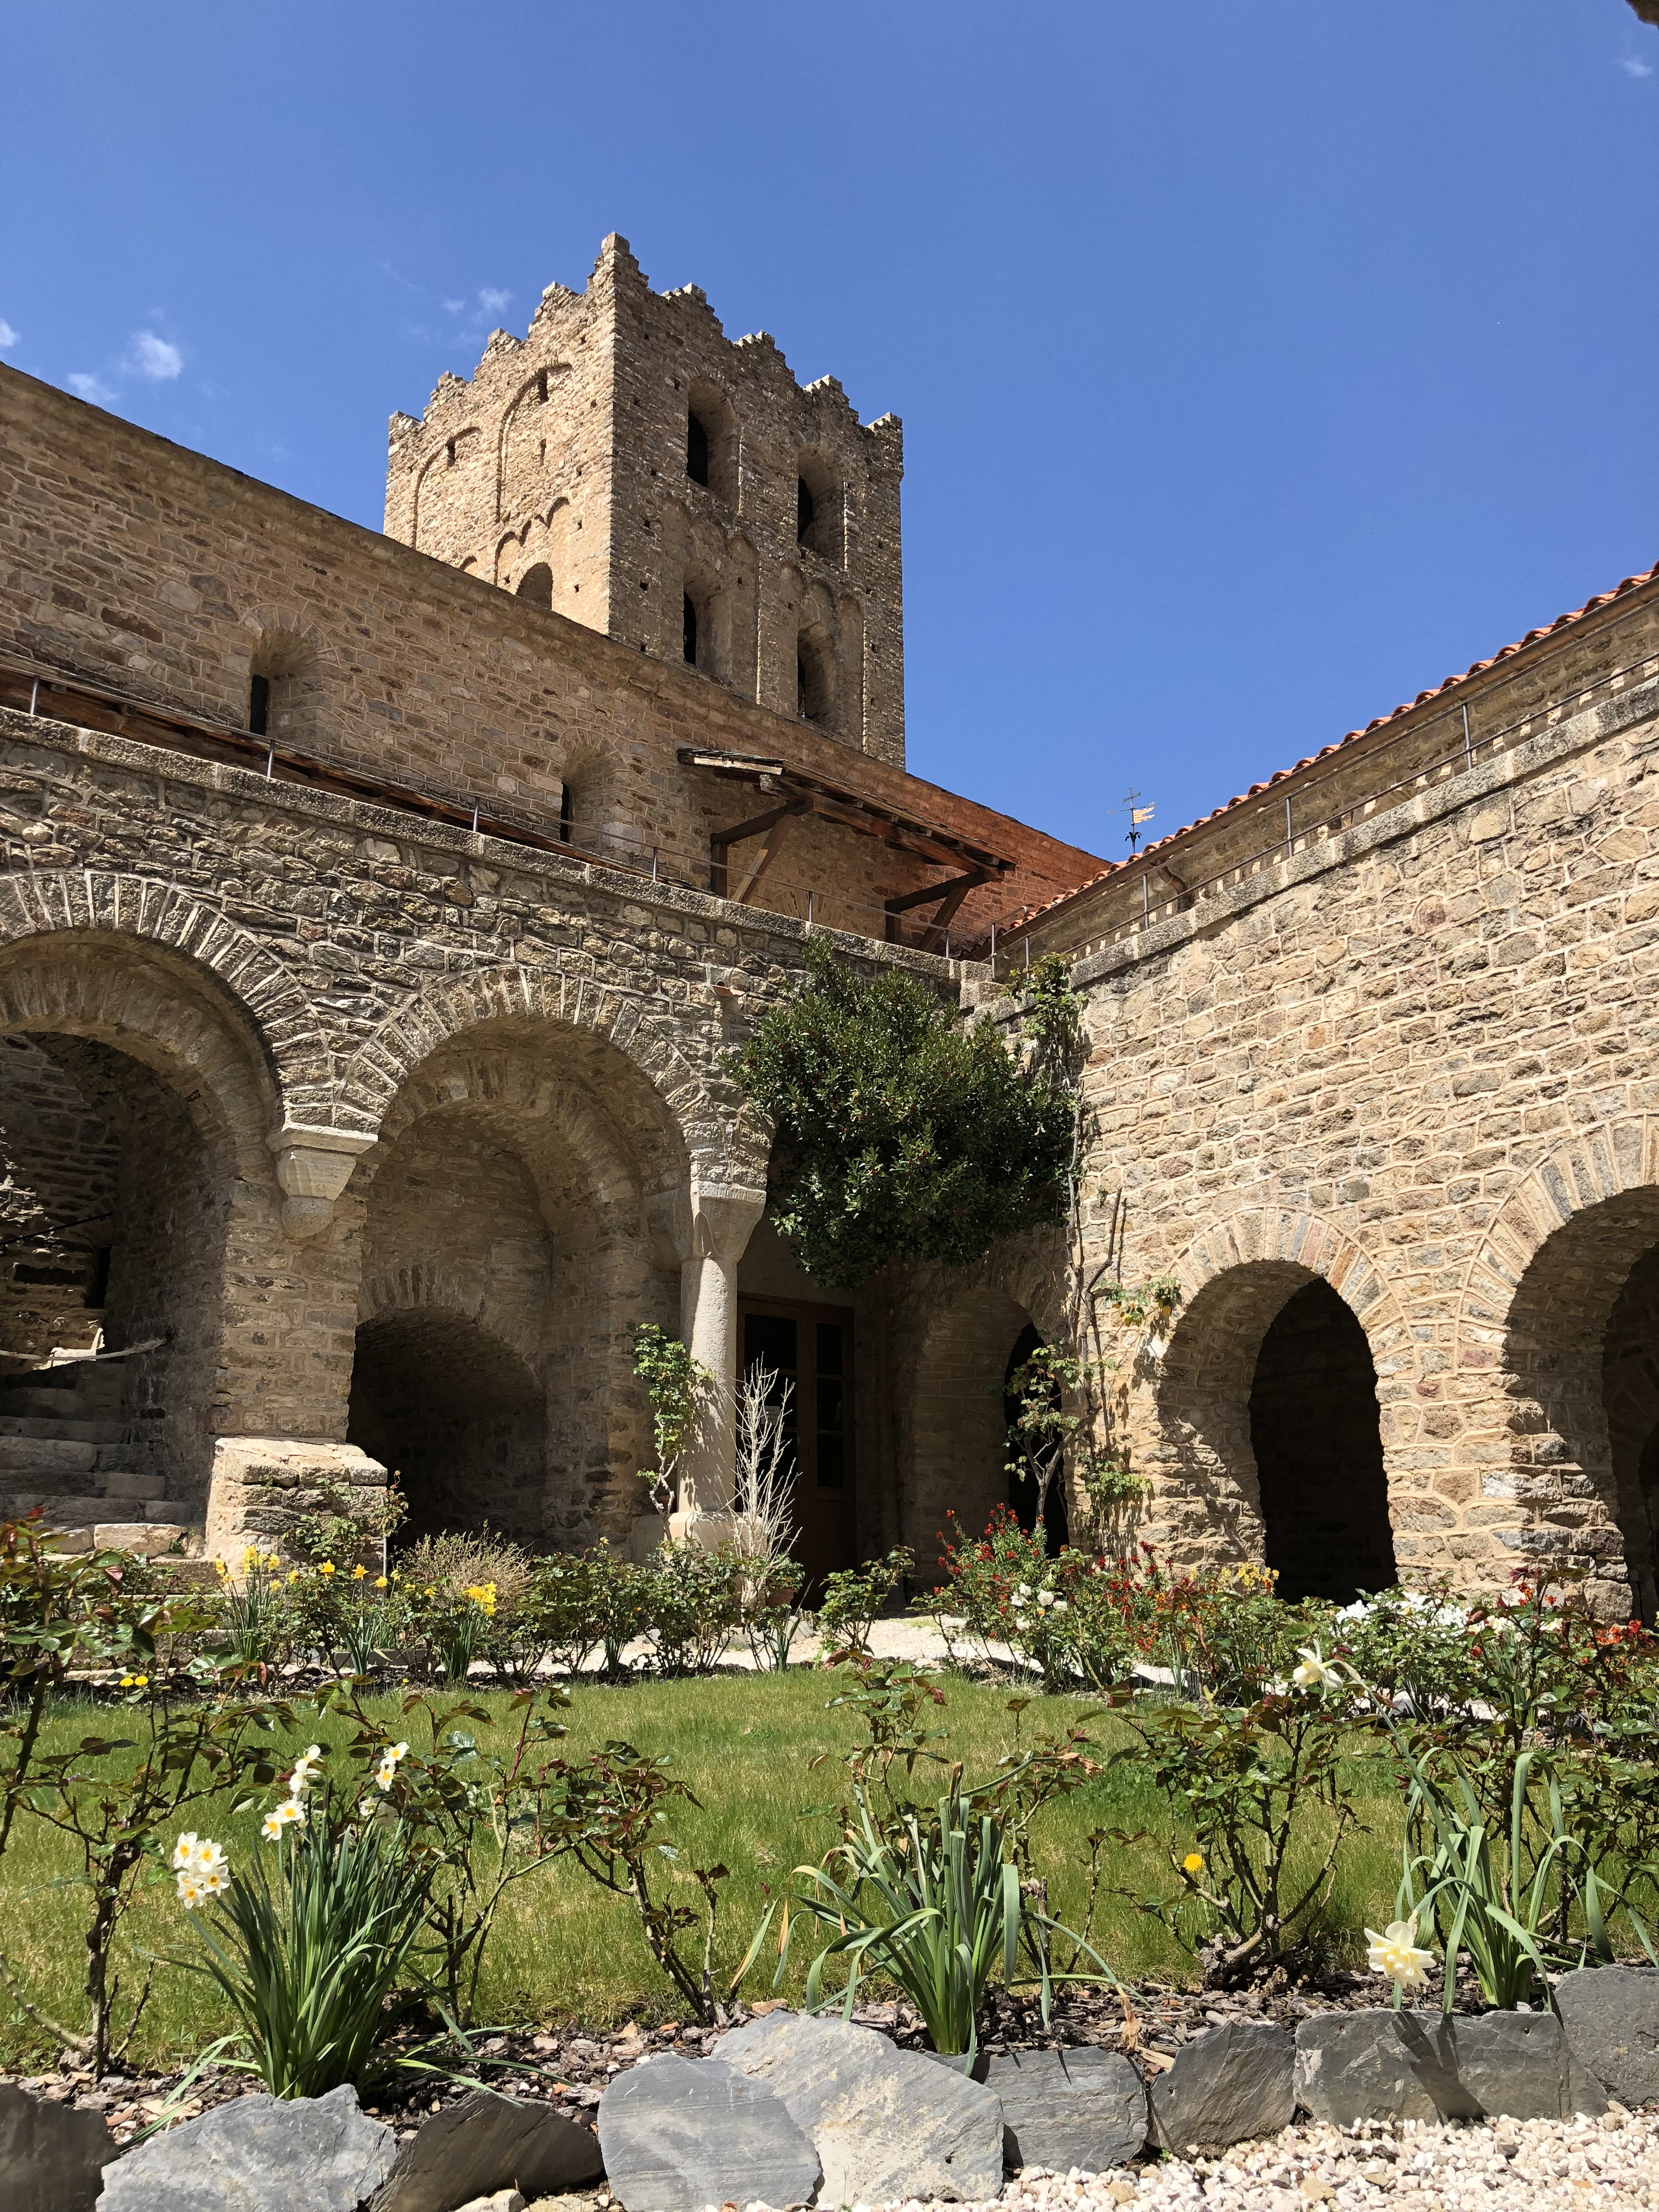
(1157, 1259, 1395, 1602)
(1501, 1185, 1659, 1620)
(909, 1287, 1039, 1570)
(1003, 1322, 1069, 1555)
(247, 625, 323, 745)
(348, 1308, 544, 1545)
(796, 450, 842, 564)
(686, 380, 739, 508)
(515, 562, 554, 611)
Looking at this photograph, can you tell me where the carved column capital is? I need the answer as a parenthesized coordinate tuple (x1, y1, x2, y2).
(267, 1124, 377, 1243)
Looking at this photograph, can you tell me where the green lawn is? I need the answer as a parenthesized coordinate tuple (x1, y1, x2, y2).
(0, 1670, 1407, 2073)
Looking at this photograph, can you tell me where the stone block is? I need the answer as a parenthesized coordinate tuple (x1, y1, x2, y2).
(204, 1438, 388, 1574)
(371, 2090, 602, 2211)
(717, 2007, 1004, 2202)
(97, 2084, 396, 2211)
(1294, 2008, 1602, 2127)
(0, 2081, 115, 2212)
(596, 2054, 820, 2212)
(1149, 2021, 1296, 2153)
(1555, 1966, 1659, 2109)
(984, 2045, 1148, 2171)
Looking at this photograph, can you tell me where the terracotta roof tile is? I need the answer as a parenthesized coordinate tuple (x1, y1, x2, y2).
(1009, 558, 1659, 936)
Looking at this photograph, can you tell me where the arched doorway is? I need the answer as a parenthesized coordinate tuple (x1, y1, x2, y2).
(348, 1310, 544, 1542)
(1155, 1257, 1396, 1603)
(908, 1286, 1044, 1570)
(1249, 1279, 1396, 1601)
(1501, 1187, 1659, 1623)
(1003, 1323, 1070, 1554)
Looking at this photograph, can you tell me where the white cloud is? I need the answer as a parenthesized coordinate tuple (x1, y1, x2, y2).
(1619, 53, 1653, 77)
(442, 298, 465, 314)
(0, 319, 18, 350)
(477, 286, 513, 314)
(130, 329, 183, 379)
(67, 372, 117, 405)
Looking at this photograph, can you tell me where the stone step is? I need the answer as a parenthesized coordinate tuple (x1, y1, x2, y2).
(98, 1470, 167, 1501)
(9, 1495, 108, 1526)
(0, 1415, 128, 1446)
(0, 1387, 91, 1419)
(0, 1436, 98, 1477)
(43, 1520, 202, 1559)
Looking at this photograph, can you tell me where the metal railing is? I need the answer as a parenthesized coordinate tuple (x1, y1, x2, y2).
(0, 657, 985, 964)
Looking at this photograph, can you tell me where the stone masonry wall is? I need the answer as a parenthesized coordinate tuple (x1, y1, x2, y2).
(3, 368, 1049, 951)
(383, 237, 905, 764)
(1016, 629, 1659, 1617)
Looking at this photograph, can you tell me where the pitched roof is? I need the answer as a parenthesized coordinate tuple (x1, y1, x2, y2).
(1009, 557, 1659, 935)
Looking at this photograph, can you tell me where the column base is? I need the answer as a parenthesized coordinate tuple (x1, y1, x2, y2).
(666, 1508, 737, 1554)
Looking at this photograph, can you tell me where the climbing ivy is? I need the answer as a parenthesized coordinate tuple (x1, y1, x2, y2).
(730, 938, 1072, 1290)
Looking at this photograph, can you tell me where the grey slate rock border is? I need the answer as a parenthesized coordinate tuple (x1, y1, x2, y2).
(370, 2089, 603, 2211)
(597, 2053, 821, 2212)
(96, 2084, 395, 2212)
(1555, 1966, 1659, 2109)
(984, 2046, 1149, 2171)
(0, 2083, 117, 2212)
(1150, 2021, 1297, 2154)
(1296, 2009, 1608, 2126)
(716, 2011, 1005, 2205)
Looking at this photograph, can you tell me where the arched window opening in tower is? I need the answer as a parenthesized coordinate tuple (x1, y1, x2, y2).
(1250, 1279, 1395, 1604)
(684, 594, 699, 667)
(1004, 1322, 1070, 1556)
(515, 563, 554, 611)
(687, 410, 710, 487)
(248, 674, 270, 736)
(797, 630, 831, 723)
(797, 477, 815, 544)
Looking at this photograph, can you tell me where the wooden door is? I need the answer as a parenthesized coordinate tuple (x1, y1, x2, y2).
(739, 1299, 857, 1593)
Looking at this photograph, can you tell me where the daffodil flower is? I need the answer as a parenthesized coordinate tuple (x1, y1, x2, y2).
(261, 1798, 306, 1841)
(1365, 1915, 1435, 1992)
(1291, 1646, 1343, 1693)
(173, 1831, 199, 1870)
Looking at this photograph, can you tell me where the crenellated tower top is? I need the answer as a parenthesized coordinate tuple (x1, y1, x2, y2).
(384, 234, 904, 765)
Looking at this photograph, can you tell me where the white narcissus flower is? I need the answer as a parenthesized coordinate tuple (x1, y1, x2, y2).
(1291, 1646, 1343, 1692)
(176, 1870, 206, 1909)
(1365, 1915, 1435, 1991)
(191, 1837, 227, 1876)
(172, 1831, 199, 1870)
(261, 1798, 306, 1841)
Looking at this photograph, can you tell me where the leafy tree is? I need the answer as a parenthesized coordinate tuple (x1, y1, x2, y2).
(732, 940, 1072, 1288)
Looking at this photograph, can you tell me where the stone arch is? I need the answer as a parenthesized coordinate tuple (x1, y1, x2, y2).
(227, 607, 337, 747)
(411, 424, 487, 559)
(686, 378, 739, 509)
(345, 1019, 691, 1546)
(902, 1239, 1068, 1568)
(497, 363, 571, 524)
(1463, 1119, 1659, 1617)
(0, 925, 296, 1507)
(796, 447, 843, 565)
(1147, 1209, 1410, 1590)
(339, 962, 766, 1187)
(0, 877, 328, 1126)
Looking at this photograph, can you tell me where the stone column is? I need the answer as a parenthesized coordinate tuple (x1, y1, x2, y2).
(668, 1181, 766, 1548)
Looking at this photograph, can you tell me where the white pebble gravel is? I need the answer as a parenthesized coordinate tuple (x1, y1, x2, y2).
(825, 2107, 1659, 2212)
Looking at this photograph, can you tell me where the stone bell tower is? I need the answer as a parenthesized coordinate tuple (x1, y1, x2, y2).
(384, 234, 905, 766)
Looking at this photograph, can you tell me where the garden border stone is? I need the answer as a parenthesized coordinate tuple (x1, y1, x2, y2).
(597, 2053, 821, 2212)
(1149, 2021, 1296, 2154)
(0, 2083, 117, 2212)
(983, 2046, 1149, 2171)
(1295, 2008, 1608, 2127)
(370, 2089, 603, 2211)
(95, 2083, 396, 2212)
(715, 2010, 1005, 2204)
(1554, 1966, 1659, 2110)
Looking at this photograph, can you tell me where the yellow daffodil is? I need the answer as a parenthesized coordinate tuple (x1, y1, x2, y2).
(319, 1561, 336, 1577)
(352, 1563, 367, 1579)
(1366, 1916, 1435, 1991)
(373, 1575, 387, 1589)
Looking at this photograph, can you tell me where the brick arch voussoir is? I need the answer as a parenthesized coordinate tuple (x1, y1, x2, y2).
(1459, 1118, 1659, 1358)
(358, 1265, 544, 1378)
(342, 965, 747, 1186)
(236, 605, 340, 666)
(1168, 1207, 1413, 1380)
(0, 874, 326, 1133)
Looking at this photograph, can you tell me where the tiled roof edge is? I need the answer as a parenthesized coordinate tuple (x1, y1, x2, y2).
(1011, 557, 1659, 935)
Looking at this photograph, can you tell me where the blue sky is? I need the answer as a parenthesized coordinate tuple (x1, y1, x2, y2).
(3, 2, 1654, 862)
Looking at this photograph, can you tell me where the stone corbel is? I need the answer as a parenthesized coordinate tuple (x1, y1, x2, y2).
(268, 1124, 378, 1243)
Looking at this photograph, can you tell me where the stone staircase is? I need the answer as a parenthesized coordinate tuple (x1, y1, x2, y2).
(0, 1354, 200, 1556)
